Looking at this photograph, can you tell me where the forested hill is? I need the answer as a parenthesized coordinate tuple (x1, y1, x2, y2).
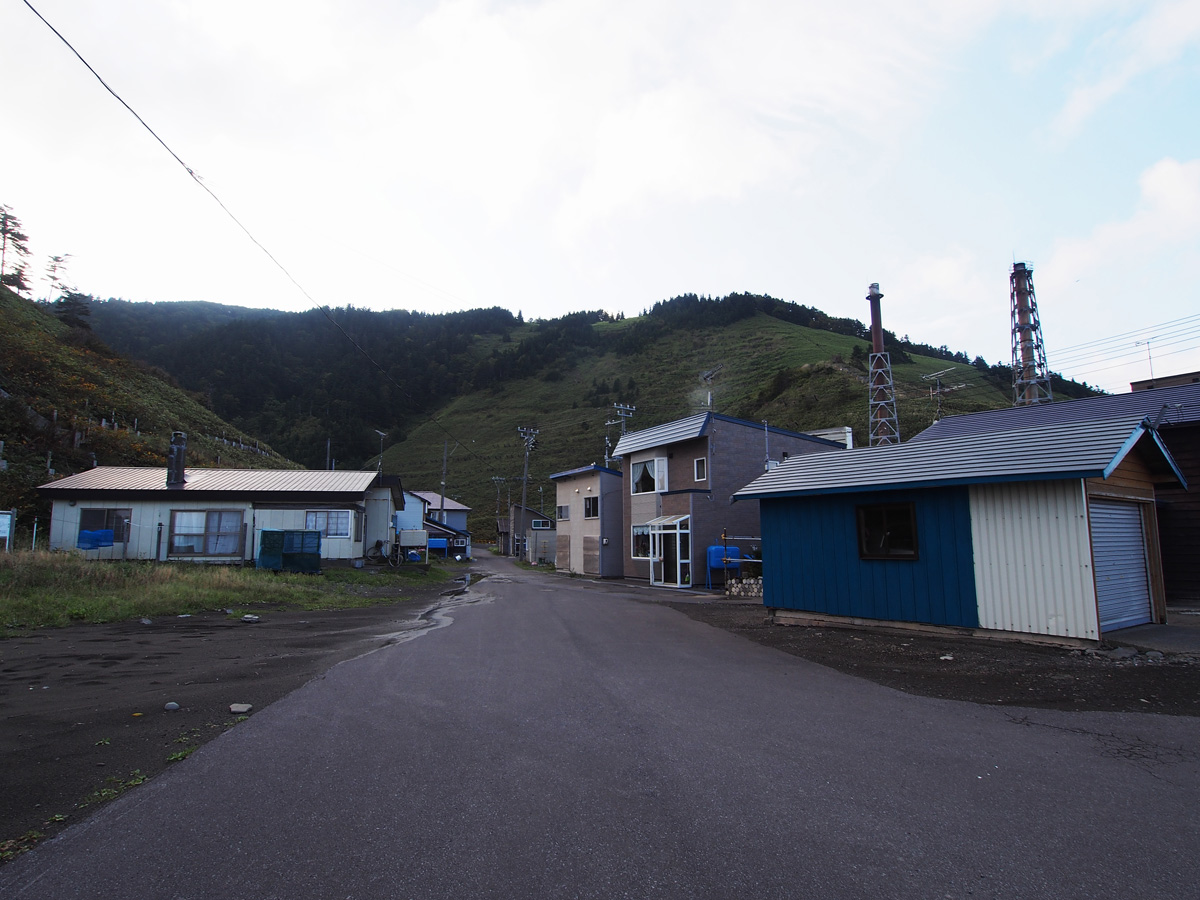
(84, 293, 1100, 537)
(0, 288, 295, 522)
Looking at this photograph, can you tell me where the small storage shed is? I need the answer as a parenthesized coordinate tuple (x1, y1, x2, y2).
(550, 464, 623, 578)
(734, 415, 1186, 642)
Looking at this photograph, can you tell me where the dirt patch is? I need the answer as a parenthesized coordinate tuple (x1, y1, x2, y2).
(668, 602, 1200, 717)
(0, 588, 447, 861)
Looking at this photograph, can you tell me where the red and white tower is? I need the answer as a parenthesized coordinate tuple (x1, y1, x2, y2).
(1010, 262, 1052, 407)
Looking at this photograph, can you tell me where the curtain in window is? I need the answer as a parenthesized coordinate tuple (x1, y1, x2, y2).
(631, 460, 656, 493)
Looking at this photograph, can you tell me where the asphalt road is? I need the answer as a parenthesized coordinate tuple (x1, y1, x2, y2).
(3, 555, 1198, 899)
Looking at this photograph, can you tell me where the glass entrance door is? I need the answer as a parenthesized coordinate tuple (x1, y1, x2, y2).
(649, 516, 691, 587)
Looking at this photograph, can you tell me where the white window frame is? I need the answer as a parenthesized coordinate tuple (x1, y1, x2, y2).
(306, 509, 351, 539)
(694, 458, 707, 482)
(531, 519, 552, 530)
(557, 504, 570, 521)
(631, 457, 669, 494)
(631, 524, 651, 559)
(169, 509, 244, 557)
(79, 507, 132, 543)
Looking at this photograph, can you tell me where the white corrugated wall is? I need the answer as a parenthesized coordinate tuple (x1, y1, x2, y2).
(970, 480, 1099, 640)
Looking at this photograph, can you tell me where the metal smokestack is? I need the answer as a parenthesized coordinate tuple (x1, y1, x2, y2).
(867, 283, 885, 354)
(167, 432, 187, 488)
(865, 283, 899, 446)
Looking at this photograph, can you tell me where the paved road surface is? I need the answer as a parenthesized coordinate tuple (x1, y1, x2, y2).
(3, 555, 1198, 898)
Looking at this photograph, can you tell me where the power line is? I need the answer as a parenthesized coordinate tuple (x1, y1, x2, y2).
(24, 0, 486, 465)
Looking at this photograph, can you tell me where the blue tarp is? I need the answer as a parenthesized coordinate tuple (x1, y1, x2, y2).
(77, 529, 114, 550)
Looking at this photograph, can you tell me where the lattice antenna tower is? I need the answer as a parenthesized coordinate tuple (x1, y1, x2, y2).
(1010, 262, 1053, 407)
(866, 283, 900, 446)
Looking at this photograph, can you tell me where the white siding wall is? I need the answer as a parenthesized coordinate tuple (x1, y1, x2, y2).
(51, 499, 253, 561)
(253, 509, 359, 560)
(970, 480, 1100, 640)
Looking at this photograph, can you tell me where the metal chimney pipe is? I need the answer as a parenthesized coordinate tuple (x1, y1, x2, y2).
(867, 283, 885, 353)
(167, 432, 187, 488)
(1011, 263, 1036, 402)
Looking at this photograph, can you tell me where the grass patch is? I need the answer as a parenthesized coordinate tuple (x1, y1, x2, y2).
(0, 551, 451, 631)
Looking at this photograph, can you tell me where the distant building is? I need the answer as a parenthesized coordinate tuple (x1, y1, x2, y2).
(550, 464, 622, 577)
(612, 413, 843, 588)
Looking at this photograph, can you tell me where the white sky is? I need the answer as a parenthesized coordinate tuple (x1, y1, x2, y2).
(3, 0, 1199, 393)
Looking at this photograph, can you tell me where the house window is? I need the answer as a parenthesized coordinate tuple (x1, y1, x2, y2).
(584, 496, 599, 518)
(694, 458, 707, 482)
(631, 457, 668, 494)
(531, 519, 552, 530)
(78, 508, 132, 543)
(557, 504, 570, 521)
(306, 509, 351, 539)
(169, 510, 243, 556)
(856, 503, 918, 560)
(631, 524, 651, 559)
(453, 537, 468, 547)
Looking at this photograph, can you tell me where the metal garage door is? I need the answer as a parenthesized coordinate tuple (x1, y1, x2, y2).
(1091, 499, 1152, 632)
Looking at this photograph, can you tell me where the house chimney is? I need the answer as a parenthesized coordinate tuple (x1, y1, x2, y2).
(167, 432, 187, 488)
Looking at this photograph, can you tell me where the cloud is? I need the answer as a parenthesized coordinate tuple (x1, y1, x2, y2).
(1053, 0, 1200, 137)
(1043, 157, 1200, 284)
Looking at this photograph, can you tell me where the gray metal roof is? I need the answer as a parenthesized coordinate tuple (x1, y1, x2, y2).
(411, 491, 472, 511)
(734, 415, 1185, 499)
(549, 464, 622, 480)
(39, 467, 379, 495)
(613, 412, 838, 457)
(910, 382, 1200, 443)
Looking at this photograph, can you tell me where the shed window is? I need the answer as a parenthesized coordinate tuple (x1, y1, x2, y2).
(531, 519, 552, 530)
(306, 510, 351, 539)
(169, 510, 243, 556)
(584, 496, 599, 518)
(79, 508, 132, 543)
(557, 505, 570, 521)
(856, 503, 918, 560)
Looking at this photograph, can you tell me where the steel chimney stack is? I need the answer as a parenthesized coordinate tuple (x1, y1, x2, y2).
(167, 432, 187, 488)
(865, 283, 899, 446)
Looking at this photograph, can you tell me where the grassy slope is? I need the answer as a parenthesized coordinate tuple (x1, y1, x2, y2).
(0, 289, 296, 520)
(384, 313, 1016, 538)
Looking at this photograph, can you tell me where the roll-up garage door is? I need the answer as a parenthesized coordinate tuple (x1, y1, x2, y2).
(1091, 499, 1152, 632)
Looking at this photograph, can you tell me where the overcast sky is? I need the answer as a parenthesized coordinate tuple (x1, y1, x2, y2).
(3, 0, 1198, 393)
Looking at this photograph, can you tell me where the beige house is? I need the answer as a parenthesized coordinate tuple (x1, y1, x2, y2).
(550, 464, 623, 577)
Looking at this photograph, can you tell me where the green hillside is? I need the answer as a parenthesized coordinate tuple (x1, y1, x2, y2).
(82, 292, 1100, 540)
(0, 288, 296, 525)
(381, 310, 1093, 539)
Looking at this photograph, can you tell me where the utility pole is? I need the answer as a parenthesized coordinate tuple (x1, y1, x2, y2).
(517, 426, 539, 559)
(613, 403, 635, 434)
(439, 440, 449, 524)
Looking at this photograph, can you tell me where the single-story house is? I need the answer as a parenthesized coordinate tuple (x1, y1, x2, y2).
(39, 460, 403, 564)
(612, 412, 844, 588)
(909, 381, 1200, 604)
(734, 415, 1186, 642)
(550, 464, 623, 577)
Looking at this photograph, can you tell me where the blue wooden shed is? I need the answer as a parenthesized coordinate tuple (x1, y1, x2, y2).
(734, 415, 1186, 642)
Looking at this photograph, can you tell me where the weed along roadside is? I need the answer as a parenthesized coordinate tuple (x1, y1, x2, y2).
(0, 553, 457, 862)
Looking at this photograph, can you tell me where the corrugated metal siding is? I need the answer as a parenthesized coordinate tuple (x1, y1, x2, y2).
(1090, 499, 1152, 631)
(761, 487, 978, 627)
(970, 480, 1098, 640)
